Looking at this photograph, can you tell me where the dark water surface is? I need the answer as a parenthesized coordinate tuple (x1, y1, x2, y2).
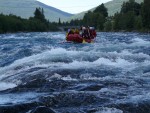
(0, 32, 150, 113)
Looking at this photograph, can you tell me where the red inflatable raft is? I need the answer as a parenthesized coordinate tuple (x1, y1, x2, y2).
(66, 31, 96, 43)
(67, 34, 94, 43)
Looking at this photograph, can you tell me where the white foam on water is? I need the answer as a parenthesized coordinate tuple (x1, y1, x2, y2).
(0, 92, 43, 105)
(95, 107, 123, 113)
(121, 50, 150, 59)
(2, 35, 30, 40)
(1, 34, 15, 39)
(61, 75, 78, 81)
(94, 57, 135, 68)
(97, 37, 150, 51)
(109, 50, 150, 60)
(128, 92, 150, 103)
(0, 82, 17, 91)
(52, 33, 65, 39)
(0, 56, 138, 81)
(0, 47, 90, 82)
(131, 38, 150, 46)
(61, 57, 135, 69)
(0, 46, 149, 82)
(50, 73, 62, 79)
(80, 74, 113, 81)
(61, 60, 92, 69)
(99, 88, 110, 92)
(115, 91, 150, 106)
(1, 32, 64, 40)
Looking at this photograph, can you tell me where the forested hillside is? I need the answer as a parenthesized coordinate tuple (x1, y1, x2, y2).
(63, 0, 150, 32)
(69, 0, 143, 20)
(0, 8, 59, 33)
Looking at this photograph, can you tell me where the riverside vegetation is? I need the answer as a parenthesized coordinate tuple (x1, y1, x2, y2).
(0, 0, 149, 33)
(0, 8, 58, 33)
(62, 0, 150, 32)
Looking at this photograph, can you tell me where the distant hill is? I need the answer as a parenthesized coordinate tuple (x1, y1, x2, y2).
(0, 0, 73, 22)
(68, 0, 143, 21)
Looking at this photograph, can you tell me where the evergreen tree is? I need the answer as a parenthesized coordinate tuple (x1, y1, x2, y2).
(125, 11, 135, 30)
(58, 18, 61, 26)
(82, 11, 92, 26)
(96, 13, 105, 30)
(113, 13, 121, 30)
(142, 0, 150, 29)
(121, 0, 141, 16)
(134, 15, 143, 30)
(81, 3, 108, 31)
(104, 20, 112, 31)
(94, 3, 108, 17)
(113, 0, 144, 31)
(34, 7, 46, 22)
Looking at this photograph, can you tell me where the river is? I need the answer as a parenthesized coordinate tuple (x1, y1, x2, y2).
(0, 32, 150, 113)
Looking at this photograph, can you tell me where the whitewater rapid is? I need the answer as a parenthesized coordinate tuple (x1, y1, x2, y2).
(0, 32, 150, 113)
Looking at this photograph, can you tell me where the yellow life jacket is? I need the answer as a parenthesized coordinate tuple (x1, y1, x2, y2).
(82, 39, 86, 43)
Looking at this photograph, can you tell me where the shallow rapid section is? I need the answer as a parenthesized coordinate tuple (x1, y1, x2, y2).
(0, 32, 150, 113)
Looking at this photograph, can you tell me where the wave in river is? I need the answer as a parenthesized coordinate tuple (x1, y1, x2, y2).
(0, 32, 149, 113)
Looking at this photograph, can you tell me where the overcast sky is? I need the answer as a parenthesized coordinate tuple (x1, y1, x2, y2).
(37, 0, 112, 14)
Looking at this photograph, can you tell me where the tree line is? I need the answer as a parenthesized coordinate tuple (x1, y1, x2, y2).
(61, 0, 150, 32)
(0, 8, 59, 34)
(0, 0, 149, 33)
(61, 3, 107, 31)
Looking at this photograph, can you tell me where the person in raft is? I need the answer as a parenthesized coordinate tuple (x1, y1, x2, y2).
(81, 26, 96, 39)
(67, 26, 96, 39)
(89, 27, 97, 39)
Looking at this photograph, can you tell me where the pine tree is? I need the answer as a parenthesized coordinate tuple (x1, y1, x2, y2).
(121, 0, 141, 16)
(142, 0, 150, 29)
(34, 7, 46, 22)
(58, 18, 61, 26)
(94, 3, 108, 17)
